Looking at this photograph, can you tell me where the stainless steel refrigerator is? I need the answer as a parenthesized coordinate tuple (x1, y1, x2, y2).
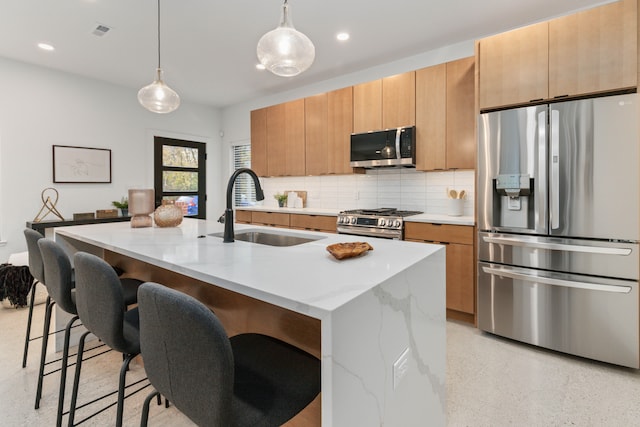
(477, 92, 640, 368)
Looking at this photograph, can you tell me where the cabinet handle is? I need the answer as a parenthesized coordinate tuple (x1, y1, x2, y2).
(529, 98, 544, 103)
(553, 94, 569, 99)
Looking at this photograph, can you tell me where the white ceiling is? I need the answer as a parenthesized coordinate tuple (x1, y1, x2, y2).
(0, 0, 613, 108)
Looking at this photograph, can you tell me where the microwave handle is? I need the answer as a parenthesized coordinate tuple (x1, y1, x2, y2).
(394, 128, 401, 160)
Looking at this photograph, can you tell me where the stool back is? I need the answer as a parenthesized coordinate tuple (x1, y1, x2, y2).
(24, 229, 45, 285)
(37, 239, 76, 315)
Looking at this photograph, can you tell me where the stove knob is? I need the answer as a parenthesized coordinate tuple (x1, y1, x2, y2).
(379, 219, 386, 226)
(350, 217, 357, 224)
(394, 220, 401, 228)
(338, 217, 344, 224)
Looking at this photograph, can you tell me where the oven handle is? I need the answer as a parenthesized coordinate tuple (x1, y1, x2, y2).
(482, 235, 632, 256)
(337, 227, 399, 240)
(395, 127, 401, 160)
(482, 265, 632, 293)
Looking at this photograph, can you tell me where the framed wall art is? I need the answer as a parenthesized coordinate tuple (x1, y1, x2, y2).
(53, 145, 112, 183)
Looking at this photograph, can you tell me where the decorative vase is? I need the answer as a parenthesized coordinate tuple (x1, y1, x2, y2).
(128, 189, 155, 228)
(278, 199, 285, 208)
(120, 208, 129, 217)
(154, 203, 183, 227)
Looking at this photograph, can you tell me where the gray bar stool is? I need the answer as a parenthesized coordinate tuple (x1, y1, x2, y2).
(137, 282, 321, 427)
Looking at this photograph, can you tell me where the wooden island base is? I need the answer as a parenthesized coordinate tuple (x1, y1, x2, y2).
(105, 250, 322, 426)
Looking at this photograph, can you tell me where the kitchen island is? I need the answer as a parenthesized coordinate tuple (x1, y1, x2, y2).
(54, 219, 446, 426)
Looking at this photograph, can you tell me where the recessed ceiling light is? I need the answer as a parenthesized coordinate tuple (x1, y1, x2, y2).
(256, 63, 266, 70)
(37, 42, 55, 51)
(336, 32, 350, 41)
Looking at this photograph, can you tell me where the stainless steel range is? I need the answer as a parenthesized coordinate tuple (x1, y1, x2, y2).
(337, 208, 423, 240)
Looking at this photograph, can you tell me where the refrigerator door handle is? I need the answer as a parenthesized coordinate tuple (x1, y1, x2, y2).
(550, 109, 560, 229)
(482, 266, 632, 293)
(482, 235, 633, 256)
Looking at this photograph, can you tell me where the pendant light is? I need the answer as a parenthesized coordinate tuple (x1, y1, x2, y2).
(257, 0, 315, 77)
(137, 0, 180, 113)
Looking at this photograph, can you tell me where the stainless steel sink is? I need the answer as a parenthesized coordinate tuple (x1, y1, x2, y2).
(209, 229, 324, 247)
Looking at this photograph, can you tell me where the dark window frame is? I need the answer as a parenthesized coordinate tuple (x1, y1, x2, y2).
(154, 136, 207, 219)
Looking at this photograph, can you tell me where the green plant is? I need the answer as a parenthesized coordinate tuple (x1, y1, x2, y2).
(273, 193, 288, 205)
(111, 197, 128, 209)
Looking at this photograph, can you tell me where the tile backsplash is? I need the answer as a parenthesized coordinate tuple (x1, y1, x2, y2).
(255, 169, 475, 216)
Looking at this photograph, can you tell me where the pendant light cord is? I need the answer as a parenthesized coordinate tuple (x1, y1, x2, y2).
(156, 0, 161, 69)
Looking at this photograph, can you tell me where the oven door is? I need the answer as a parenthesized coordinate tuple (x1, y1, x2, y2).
(478, 261, 639, 368)
(336, 225, 400, 240)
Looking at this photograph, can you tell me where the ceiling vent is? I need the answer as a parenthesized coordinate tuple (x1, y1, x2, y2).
(92, 24, 111, 37)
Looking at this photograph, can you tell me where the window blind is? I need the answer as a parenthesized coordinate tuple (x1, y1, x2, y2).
(232, 144, 255, 206)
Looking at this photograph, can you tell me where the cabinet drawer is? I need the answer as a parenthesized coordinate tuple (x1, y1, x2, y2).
(404, 222, 474, 245)
(235, 210, 252, 224)
(251, 211, 290, 227)
(290, 214, 336, 232)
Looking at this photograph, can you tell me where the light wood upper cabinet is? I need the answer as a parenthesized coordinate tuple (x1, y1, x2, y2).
(284, 99, 306, 176)
(478, 22, 549, 110)
(416, 63, 446, 170)
(327, 87, 354, 175)
(266, 103, 287, 176)
(446, 56, 476, 170)
(416, 57, 475, 171)
(250, 108, 268, 177)
(305, 94, 328, 176)
(382, 71, 416, 129)
(549, 0, 637, 98)
(353, 79, 382, 133)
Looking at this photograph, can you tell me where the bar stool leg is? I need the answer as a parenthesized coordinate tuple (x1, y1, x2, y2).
(67, 331, 90, 427)
(22, 280, 38, 368)
(116, 354, 136, 427)
(35, 296, 54, 409)
(56, 315, 80, 427)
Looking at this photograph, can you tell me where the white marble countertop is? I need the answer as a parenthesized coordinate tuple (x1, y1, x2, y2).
(237, 205, 475, 226)
(54, 219, 442, 318)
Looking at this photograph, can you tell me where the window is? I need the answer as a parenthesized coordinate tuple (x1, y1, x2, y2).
(231, 143, 255, 206)
(154, 137, 206, 219)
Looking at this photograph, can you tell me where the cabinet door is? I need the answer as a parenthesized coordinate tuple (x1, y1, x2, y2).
(285, 99, 306, 176)
(478, 22, 548, 110)
(250, 108, 268, 177)
(327, 87, 354, 175)
(446, 243, 475, 314)
(353, 79, 382, 133)
(382, 71, 416, 129)
(446, 57, 476, 170)
(415, 64, 446, 171)
(235, 209, 252, 224)
(305, 94, 328, 176)
(266, 103, 287, 176)
(290, 214, 336, 233)
(251, 211, 290, 228)
(549, 0, 637, 98)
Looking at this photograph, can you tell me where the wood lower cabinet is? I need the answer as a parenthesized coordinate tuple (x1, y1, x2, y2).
(404, 222, 475, 324)
(236, 210, 337, 234)
(289, 214, 336, 233)
(250, 211, 290, 228)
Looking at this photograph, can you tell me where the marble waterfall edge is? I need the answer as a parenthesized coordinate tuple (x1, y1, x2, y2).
(325, 247, 446, 426)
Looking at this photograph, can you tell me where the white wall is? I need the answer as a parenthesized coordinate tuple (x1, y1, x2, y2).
(0, 57, 222, 262)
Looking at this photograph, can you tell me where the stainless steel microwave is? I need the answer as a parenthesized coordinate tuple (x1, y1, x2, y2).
(350, 126, 416, 168)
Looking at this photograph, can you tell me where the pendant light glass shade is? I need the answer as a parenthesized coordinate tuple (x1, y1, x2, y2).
(137, 0, 180, 113)
(257, 0, 315, 77)
(137, 68, 180, 114)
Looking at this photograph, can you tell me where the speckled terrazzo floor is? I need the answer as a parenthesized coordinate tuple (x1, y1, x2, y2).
(2, 303, 640, 426)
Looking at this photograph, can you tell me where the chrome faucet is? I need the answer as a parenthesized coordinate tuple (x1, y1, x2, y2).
(220, 168, 264, 242)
